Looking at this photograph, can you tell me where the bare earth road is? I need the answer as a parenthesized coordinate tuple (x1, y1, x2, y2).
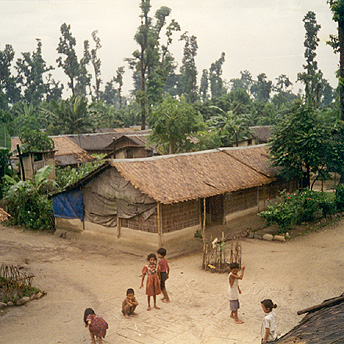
(0, 221, 343, 344)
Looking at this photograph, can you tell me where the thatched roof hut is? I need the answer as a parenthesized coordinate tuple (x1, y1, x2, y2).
(276, 294, 344, 343)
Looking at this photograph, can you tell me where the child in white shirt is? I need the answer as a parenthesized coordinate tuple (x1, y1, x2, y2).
(260, 299, 278, 343)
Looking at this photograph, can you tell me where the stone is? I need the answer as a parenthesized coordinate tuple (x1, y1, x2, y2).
(7, 301, 13, 306)
(15, 298, 26, 306)
(253, 233, 262, 240)
(262, 234, 273, 241)
(36, 292, 43, 299)
(246, 231, 254, 239)
(274, 235, 286, 242)
(0, 302, 7, 308)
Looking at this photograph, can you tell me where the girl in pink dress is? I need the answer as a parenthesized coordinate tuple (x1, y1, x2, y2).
(140, 253, 161, 310)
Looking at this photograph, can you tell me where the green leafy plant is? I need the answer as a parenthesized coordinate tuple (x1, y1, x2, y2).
(4, 165, 56, 230)
(258, 189, 335, 233)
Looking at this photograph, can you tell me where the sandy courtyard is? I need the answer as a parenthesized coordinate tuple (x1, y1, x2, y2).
(0, 220, 343, 344)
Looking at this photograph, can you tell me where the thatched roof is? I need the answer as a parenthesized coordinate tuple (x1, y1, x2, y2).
(11, 136, 93, 166)
(110, 145, 273, 204)
(221, 145, 277, 178)
(276, 294, 344, 343)
(250, 126, 273, 143)
(67, 132, 115, 152)
(112, 131, 159, 154)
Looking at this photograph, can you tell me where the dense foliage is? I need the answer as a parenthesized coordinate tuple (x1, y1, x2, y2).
(258, 190, 337, 232)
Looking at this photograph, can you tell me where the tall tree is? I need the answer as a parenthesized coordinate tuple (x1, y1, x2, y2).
(297, 11, 322, 107)
(328, 0, 344, 118)
(128, 1, 179, 129)
(250, 73, 272, 102)
(90, 30, 102, 101)
(199, 69, 209, 102)
(56, 23, 79, 97)
(178, 32, 198, 103)
(0, 44, 20, 108)
(269, 104, 331, 189)
(16, 39, 53, 105)
(209, 52, 226, 98)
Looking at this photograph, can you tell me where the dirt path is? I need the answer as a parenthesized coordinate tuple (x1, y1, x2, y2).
(0, 221, 343, 344)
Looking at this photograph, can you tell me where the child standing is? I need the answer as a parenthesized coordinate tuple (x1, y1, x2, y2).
(122, 288, 139, 318)
(83, 308, 108, 344)
(157, 247, 170, 303)
(228, 262, 245, 324)
(140, 253, 161, 310)
(260, 299, 278, 343)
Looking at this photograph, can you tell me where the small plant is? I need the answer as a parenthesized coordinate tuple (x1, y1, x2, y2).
(335, 183, 344, 212)
(194, 229, 202, 238)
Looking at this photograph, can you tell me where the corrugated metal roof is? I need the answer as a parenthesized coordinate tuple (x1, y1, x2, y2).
(110, 145, 273, 204)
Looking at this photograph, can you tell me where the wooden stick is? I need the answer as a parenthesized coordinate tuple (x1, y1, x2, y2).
(297, 295, 344, 315)
(157, 202, 162, 247)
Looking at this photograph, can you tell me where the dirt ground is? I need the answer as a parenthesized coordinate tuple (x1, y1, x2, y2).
(0, 219, 343, 344)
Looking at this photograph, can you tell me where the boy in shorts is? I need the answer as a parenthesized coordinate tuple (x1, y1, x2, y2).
(228, 262, 245, 324)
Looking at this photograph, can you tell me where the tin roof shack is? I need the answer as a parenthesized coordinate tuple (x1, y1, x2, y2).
(276, 294, 344, 343)
(11, 136, 93, 168)
(53, 145, 297, 250)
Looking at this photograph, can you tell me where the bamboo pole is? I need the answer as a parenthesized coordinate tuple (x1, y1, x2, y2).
(297, 295, 344, 315)
(157, 202, 162, 247)
(202, 198, 206, 269)
(117, 216, 121, 238)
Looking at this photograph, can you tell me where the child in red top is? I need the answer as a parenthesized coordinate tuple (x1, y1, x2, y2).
(140, 253, 161, 310)
(157, 247, 170, 303)
(83, 308, 108, 344)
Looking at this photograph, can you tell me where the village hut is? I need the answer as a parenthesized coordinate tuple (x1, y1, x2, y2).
(276, 294, 344, 343)
(11, 136, 93, 171)
(52, 145, 297, 248)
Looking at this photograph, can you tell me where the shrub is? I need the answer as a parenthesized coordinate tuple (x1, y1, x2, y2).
(335, 183, 344, 212)
(3, 165, 55, 231)
(258, 189, 335, 233)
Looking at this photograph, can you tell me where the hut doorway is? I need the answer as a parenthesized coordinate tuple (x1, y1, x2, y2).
(206, 195, 224, 225)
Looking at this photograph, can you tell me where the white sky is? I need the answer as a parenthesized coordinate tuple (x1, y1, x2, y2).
(0, 0, 339, 96)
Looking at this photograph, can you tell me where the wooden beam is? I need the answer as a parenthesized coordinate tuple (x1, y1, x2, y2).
(202, 198, 206, 269)
(297, 295, 344, 315)
(117, 216, 121, 238)
(157, 202, 162, 247)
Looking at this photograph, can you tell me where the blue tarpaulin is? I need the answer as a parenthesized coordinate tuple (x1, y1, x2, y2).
(53, 189, 84, 221)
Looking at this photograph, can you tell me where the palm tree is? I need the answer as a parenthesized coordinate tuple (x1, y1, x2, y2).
(209, 106, 251, 147)
(43, 96, 94, 135)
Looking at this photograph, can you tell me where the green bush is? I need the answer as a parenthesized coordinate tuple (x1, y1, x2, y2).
(3, 165, 55, 231)
(258, 190, 335, 233)
(335, 183, 344, 212)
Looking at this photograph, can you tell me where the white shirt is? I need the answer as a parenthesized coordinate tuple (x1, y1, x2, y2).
(228, 272, 239, 300)
(261, 310, 277, 341)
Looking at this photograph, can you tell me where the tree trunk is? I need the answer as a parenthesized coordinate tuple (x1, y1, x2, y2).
(339, 21, 344, 120)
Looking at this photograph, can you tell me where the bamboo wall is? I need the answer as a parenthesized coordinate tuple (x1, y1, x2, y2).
(122, 213, 158, 232)
(161, 200, 200, 233)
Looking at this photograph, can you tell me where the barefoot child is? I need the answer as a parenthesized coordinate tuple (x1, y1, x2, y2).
(122, 288, 138, 318)
(157, 247, 170, 303)
(228, 262, 245, 324)
(83, 308, 108, 344)
(140, 253, 161, 310)
(261, 299, 278, 343)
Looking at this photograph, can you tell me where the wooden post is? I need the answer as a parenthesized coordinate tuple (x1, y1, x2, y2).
(202, 198, 206, 269)
(157, 202, 162, 247)
(117, 216, 121, 238)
